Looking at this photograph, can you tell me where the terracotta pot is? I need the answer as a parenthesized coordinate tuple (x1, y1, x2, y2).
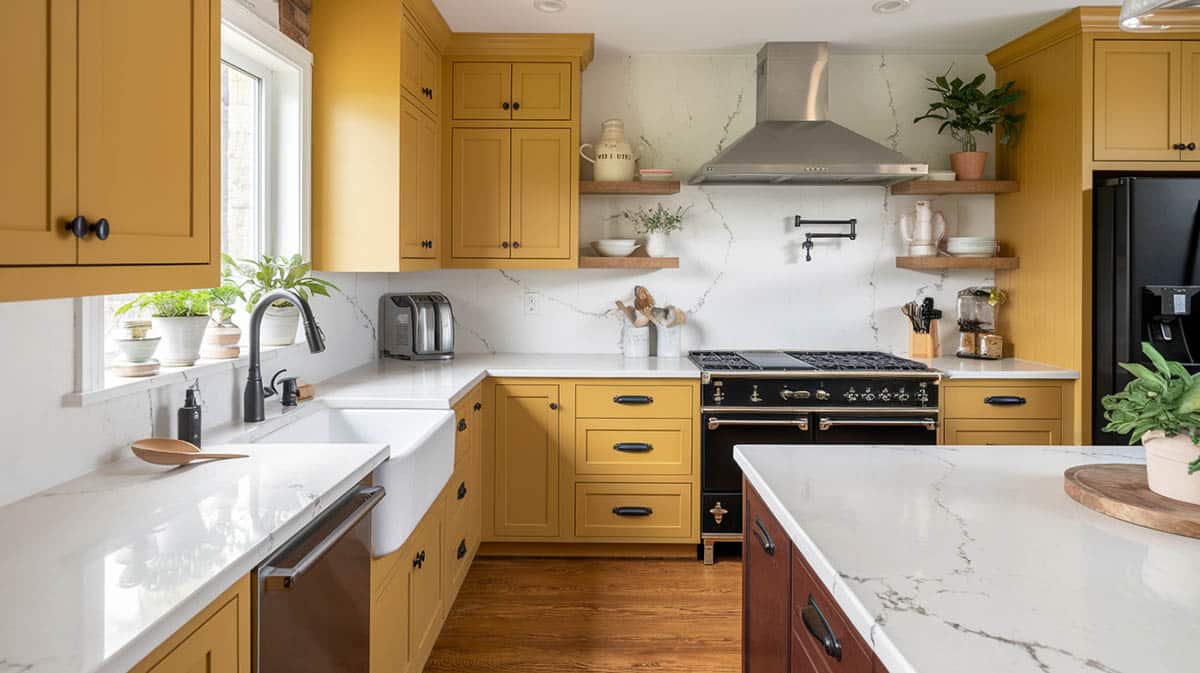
(1142, 430, 1200, 505)
(949, 151, 988, 181)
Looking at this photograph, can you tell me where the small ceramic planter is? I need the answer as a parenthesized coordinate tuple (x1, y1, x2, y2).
(1142, 430, 1200, 505)
(261, 305, 300, 346)
(950, 151, 988, 180)
(152, 316, 210, 367)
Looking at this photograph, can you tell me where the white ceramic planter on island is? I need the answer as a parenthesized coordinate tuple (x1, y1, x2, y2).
(1142, 430, 1200, 505)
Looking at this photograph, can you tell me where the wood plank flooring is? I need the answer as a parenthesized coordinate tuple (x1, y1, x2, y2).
(425, 557, 742, 672)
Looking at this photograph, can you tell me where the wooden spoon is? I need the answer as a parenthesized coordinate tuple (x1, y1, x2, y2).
(131, 438, 249, 466)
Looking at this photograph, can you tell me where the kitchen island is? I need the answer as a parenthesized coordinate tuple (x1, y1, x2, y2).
(735, 443, 1198, 673)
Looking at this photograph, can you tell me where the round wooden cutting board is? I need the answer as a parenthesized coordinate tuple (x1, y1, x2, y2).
(1064, 464, 1200, 539)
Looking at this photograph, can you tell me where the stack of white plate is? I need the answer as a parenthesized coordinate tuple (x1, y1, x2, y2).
(946, 236, 997, 257)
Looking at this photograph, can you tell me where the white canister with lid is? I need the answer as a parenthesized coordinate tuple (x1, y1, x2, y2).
(622, 324, 651, 358)
(655, 324, 682, 358)
(580, 119, 642, 182)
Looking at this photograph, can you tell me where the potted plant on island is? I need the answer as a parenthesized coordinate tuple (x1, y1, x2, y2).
(913, 69, 1024, 181)
(115, 290, 212, 367)
(620, 204, 690, 258)
(1101, 342, 1200, 505)
(224, 253, 338, 346)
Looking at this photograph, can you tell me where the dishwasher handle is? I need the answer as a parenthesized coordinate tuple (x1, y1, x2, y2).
(261, 485, 385, 591)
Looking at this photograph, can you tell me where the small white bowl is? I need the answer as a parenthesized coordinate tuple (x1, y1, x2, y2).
(115, 336, 161, 364)
(592, 239, 639, 257)
(639, 169, 674, 182)
(928, 170, 957, 182)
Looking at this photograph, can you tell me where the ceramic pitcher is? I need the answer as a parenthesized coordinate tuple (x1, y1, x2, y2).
(580, 119, 641, 182)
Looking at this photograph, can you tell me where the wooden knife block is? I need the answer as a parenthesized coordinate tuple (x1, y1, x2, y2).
(909, 320, 940, 359)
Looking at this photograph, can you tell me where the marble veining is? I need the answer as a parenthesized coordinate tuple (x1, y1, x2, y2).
(735, 444, 1199, 673)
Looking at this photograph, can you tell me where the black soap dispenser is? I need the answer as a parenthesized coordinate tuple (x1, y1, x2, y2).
(178, 382, 203, 447)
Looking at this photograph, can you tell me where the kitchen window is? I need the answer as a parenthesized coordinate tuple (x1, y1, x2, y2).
(70, 3, 313, 403)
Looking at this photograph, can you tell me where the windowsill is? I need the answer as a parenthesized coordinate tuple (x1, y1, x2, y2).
(63, 341, 309, 408)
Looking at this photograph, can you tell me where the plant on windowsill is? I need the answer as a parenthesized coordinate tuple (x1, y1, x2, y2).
(913, 69, 1024, 181)
(224, 253, 339, 346)
(115, 290, 213, 367)
(1101, 342, 1200, 505)
(620, 204, 690, 258)
(200, 279, 245, 361)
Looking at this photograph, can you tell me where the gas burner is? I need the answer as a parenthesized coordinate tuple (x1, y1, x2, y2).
(688, 350, 929, 373)
(688, 351, 758, 370)
(787, 351, 930, 372)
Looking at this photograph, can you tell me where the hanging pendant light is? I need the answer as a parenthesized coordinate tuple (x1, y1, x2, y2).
(1120, 0, 1200, 31)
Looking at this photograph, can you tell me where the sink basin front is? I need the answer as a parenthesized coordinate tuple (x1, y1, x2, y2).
(255, 408, 454, 556)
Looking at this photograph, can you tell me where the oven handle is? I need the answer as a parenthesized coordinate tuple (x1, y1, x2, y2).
(817, 417, 938, 432)
(706, 417, 809, 431)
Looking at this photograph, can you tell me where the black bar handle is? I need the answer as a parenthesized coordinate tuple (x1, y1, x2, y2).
(457, 481, 467, 500)
(801, 596, 843, 661)
(984, 395, 1027, 406)
(612, 506, 653, 517)
(752, 517, 775, 555)
(613, 395, 653, 405)
(457, 539, 467, 560)
(613, 442, 653, 453)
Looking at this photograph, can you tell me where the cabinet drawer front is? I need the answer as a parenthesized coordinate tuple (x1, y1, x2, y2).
(575, 418, 692, 476)
(576, 383, 694, 419)
(445, 448, 480, 524)
(945, 419, 1061, 446)
(790, 548, 874, 673)
(945, 385, 1060, 419)
(575, 483, 693, 540)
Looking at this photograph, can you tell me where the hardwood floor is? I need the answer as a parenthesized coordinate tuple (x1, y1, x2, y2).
(425, 557, 742, 672)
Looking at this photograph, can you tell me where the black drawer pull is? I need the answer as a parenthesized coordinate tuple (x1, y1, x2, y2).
(457, 539, 467, 560)
(613, 395, 653, 405)
(984, 395, 1027, 406)
(457, 481, 467, 500)
(613, 442, 653, 453)
(457, 418, 467, 432)
(801, 596, 843, 661)
(612, 506, 653, 517)
(752, 517, 775, 555)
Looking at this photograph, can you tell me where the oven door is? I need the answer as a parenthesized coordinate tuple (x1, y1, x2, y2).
(702, 413, 815, 492)
(813, 414, 938, 445)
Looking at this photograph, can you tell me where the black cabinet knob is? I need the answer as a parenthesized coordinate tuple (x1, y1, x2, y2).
(512, 241, 521, 249)
(92, 218, 110, 240)
(1175, 143, 1187, 150)
(501, 241, 509, 249)
(502, 102, 510, 110)
(549, 402, 559, 410)
(457, 481, 467, 500)
(512, 102, 520, 110)
(473, 401, 482, 412)
(457, 418, 467, 432)
(1189, 143, 1197, 151)
(66, 216, 88, 239)
(457, 539, 467, 560)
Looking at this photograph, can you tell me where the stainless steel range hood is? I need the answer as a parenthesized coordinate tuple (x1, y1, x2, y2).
(690, 43, 927, 186)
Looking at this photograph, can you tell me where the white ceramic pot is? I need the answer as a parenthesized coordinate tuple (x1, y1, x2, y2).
(152, 316, 210, 367)
(261, 305, 300, 346)
(644, 232, 669, 258)
(622, 324, 650, 358)
(580, 119, 641, 182)
(655, 324, 682, 358)
(1142, 430, 1200, 505)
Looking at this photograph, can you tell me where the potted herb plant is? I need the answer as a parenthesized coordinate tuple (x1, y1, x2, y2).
(620, 204, 690, 258)
(224, 253, 338, 346)
(1101, 342, 1200, 505)
(115, 290, 212, 367)
(201, 284, 244, 360)
(913, 69, 1024, 181)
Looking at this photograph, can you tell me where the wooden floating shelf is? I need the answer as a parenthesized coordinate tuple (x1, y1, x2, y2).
(579, 180, 681, 195)
(578, 255, 680, 270)
(890, 180, 1020, 196)
(895, 256, 1020, 271)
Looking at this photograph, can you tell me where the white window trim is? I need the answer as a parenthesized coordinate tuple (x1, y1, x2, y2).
(70, 3, 314, 403)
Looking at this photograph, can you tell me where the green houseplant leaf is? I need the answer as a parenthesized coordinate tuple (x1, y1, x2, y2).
(913, 67, 1025, 152)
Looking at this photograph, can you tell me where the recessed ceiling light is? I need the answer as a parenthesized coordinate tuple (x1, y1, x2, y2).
(534, 0, 567, 12)
(872, 0, 911, 13)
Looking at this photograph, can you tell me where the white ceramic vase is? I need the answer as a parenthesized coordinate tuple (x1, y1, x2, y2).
(1142, 430, 1200, 505)
(655, 324, 682, 358)
(622, 324, 650, 358)
(579, 118, 641, 182)
(261, 305, 300, 346)
(152, 316, 210, 367)
(644, 232, 669, 258)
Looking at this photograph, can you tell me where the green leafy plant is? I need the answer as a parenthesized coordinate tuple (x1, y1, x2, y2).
(223, 253, 338, 311)
(1102, 342, 1200, 474)
(208, 285, 243, 324)
(913, 69, 1025, 153)
(620, 204, 691, 236)
(114, 290, 212, 318)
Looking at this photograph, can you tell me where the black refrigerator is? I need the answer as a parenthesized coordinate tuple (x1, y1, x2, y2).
(1094, 176, 1200, 443)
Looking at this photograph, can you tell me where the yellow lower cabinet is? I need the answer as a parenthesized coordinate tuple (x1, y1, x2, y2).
(129, 576, 250, 673)
(370, 557, 410, 673)
(945, 419, 1062, 446)
(575, 418, 692, 477)
(575, 483, 694, 541)
(408, 505, 444, 673)
(941, 379, 1071, 445)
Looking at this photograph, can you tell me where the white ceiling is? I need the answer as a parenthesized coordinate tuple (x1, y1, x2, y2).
(433, 0, 1123, 56)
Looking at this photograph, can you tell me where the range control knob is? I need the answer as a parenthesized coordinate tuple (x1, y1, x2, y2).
(879, 387, 892, 402)
(712, 381, 725, 404)
(843, 387, 858, 402)
(916, 382, 930, 404)
(863, 387, 876, 402)
(815, 389, 831, 401)
(897, 387, 911, 403)
(750, 385, 763, 403)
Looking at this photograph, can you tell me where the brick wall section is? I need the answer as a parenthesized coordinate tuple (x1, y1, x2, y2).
(279, 0, 311, 48)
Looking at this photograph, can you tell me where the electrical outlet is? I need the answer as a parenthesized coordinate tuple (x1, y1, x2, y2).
(524, 293, 541, 315)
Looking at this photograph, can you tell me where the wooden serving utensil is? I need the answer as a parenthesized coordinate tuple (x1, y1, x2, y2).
(131, 438, 249, 466)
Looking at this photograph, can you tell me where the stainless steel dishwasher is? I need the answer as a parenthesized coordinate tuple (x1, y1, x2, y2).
(256, 482, 385, 673)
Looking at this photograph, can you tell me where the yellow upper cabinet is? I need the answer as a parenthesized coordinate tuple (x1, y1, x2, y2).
(452, 62, 572, 121)
(401, 13, 440, 118)
(511, 128, 573, 259)
(1093, 40, 1200, 162)
(0, 0, 219, 301)
(451, 128, 512, 259)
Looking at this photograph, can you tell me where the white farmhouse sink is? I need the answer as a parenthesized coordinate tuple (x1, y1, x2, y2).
(255, 408, 454, 556)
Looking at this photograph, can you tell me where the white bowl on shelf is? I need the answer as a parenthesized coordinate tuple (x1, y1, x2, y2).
(638, 169, 674, 182)
(928, 170, 957, 181)
(592, 239, 640, 257)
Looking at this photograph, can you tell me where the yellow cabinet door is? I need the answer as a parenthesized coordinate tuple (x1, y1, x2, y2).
(399, 101, 425, 260)
(417, 110, 441, 258)
(76, 0, 214, 265)
(419, 38, 441, 116)
(511, 63, 572, 120)
(1094, 40, 1182, 162)
(1181, 42, 1200, 157)
(401, 16, 439, 118)
(146, 600, 240, 673)
(944, 419, 1061, 446)
(452, 62, 513, 120)
(493, 383, 561, 538)
(408, 509, 444, 665)
(510, 128, 572, 260)
(0, 0, 76, 266)
(370, 560, 410, 673)
(451, 128, 512, 258)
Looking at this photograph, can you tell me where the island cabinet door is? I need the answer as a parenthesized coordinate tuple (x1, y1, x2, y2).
(743, 480, 791, 673)
(791, 546, 879, 673)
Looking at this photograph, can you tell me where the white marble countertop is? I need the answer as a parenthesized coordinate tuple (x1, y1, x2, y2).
(0, 442, 389, 673)
(918, 356, 1080, 380)
(735, 443, 1198, 673)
